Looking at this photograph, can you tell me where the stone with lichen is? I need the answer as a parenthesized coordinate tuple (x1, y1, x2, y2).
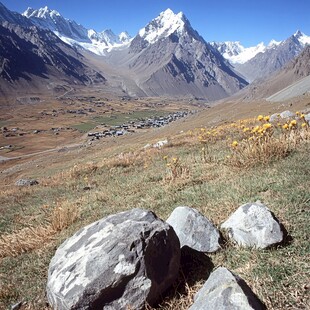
(46, 208, 180, 310)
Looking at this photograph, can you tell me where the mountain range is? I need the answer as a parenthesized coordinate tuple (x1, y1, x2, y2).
(232, 45, 310, 101)
(0, 1, 309, 102)
(22, 6, 132, 55)
(212, 31, 310, 82)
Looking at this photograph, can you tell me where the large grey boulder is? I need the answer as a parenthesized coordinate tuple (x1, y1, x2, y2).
(166, 206, 221, 253)
(189, 267, 265, 310)
(47, 208, 180, 310)
(280, 110, 294, 119)
(221, 202, 283, 249)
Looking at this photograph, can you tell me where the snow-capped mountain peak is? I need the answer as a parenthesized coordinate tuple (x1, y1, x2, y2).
(87, 29, 131, 46)
(294, 30, 303, 38)
(22, 6, 131, 55)
(22, 7, 35, 17)
(210, 41, 244, 57)
(293, 30, 310, 45)
(22, 6, 61, 19)
(268, 39, 281, 47)
(23, 6, 90, 42)
(119, 31, 131, 43)
(138, 8, 187, 44)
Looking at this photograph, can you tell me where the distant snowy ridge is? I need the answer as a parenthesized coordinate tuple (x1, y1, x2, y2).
(210, 41, 265, 64)
(212, 30, 310, 64)
(210, 41, 281, 64)
(22, 6, 131, 55)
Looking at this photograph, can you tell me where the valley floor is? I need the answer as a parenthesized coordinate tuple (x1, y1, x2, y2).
(0, 96, 309, 309)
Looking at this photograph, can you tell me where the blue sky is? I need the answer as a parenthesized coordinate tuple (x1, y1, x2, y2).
(2, 0, 310, 46)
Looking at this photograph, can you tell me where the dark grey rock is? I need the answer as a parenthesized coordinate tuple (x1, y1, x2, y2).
(166, 206, 221, 253)
(189, 267, 265, 310)
(47, 208, 180, 310)
(15, 179, 38, 186)
(221, 202, 283, 249)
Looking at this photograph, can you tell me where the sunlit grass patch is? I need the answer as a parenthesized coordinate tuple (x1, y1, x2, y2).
(227, 114, 310, 167)
(0, 110, 309, 309)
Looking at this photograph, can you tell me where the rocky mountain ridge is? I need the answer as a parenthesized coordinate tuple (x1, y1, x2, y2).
(22, 6, 131, 55)
(0, 3, 248, 100)
(213, 31, 310, 82)
(0, 1, 308, 102)
(105, 8, 248, 100)
(231, 45, 310, 101)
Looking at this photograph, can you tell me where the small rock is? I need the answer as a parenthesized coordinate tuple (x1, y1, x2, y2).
(143, 143, 151, 149)
(47, 208, 180, 310)
(269, 113, 280, 123)
(15, 179, 39, 186)
(153, 139, 168, 148)
(166, 206, 221, 252)
(280, 110, 294, 119)
(304, 113, 310, 125)
(11, 301, 23, 310)
(189, 267, 265, 310)
(221, 202, 283, 249)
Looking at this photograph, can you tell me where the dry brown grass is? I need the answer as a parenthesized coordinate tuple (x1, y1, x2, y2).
(0, 226, 55, 258)
(0, 201, 79, 258)
(228, 134, 292, 167)
(107, 151, 143, 168)
(49, 201, 80, 232)
(163, 156, 191, 183)
(67, 162, 99, 178)
(0, 102, 309, 309)
(228, 118, 310, 168)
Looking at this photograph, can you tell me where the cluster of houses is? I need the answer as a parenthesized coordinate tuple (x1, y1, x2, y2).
(87, 110, 196, 140)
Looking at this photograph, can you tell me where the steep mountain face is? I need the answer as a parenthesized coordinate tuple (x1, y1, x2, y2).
(286, 44, 310, 77)
(0, 21, 105, 92)
(213, 31, 310, 82)
(110, 9, 248, 100)
(22, 6, 131, 55)
(0, 2, 32, 26)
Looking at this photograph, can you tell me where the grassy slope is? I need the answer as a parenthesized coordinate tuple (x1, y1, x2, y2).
(0, 101, 309, 310)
